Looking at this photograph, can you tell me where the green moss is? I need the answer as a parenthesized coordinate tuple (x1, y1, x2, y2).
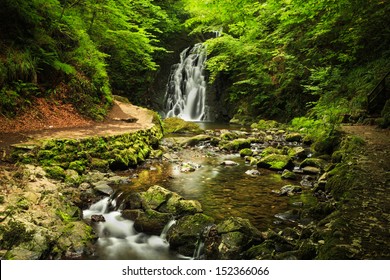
(251, 119, 281, 130)
(257, 154, 294, 170)
(68, 160, 86, 174)
(90, 158, 109, 171)
(239, 148, 253, 157)
(261, 147, 283, 157)
(221, 138, 251, 151)
(44, 166, 66, 180)
(0, 220, 35, 250)
(163, 117, 203, 134)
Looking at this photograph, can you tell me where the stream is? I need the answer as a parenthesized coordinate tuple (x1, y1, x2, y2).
(83, 123, 317, 260)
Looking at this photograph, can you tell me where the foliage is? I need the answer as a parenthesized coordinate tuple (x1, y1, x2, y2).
(0, 0, 181, 118)
(182, 0, 390, 121)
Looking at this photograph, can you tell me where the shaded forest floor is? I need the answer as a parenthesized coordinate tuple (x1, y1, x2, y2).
(337, 125, 390, 259)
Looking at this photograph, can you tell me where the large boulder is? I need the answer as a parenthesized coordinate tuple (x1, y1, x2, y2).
(257, 154, 294, 170)
(167, 214, 215, 256)
(133, 209, 173, 235)
(204, 217, 264, 260)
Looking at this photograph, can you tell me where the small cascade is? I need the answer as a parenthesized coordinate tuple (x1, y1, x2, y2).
(164, 43, 209, 121)
(192, 225, 214, 260)
(83, 196, 180, 260)
(160, 219, 176, 241)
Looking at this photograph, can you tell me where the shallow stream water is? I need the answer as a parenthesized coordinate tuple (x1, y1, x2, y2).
(84, 123, 316, 259)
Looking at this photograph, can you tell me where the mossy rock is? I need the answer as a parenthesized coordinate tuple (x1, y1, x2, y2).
(221, 138, 251, 151)
(163, 117, 203, 134)
(285, 133, 302, 142)
(261, 147, 283, 157)
(207, 217, 264, 260)
(288, 146, 307, 158)
(220, 131, 239, 141)
(141, 185, 172, 210)
(69, 160, 86, 174)
(44, 166, 66, 180)
(257, 154, 294, 170)
(239, 148, 253, 157)
(180, 134, 218, 147)
(133, 209, 173, 235)
(300, 158, 327, 170)
(167, 213, 215, 256)
(90, 158, 109, 171)
(251, 119, 280, 130)
(281, 169, 297, 180)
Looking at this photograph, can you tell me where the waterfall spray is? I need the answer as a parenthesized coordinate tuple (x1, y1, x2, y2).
(164, 43, 208, 121)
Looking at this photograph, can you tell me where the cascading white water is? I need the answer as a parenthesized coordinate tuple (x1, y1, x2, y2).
(83, 196, 181, 260)
(164, 43, 208, 121)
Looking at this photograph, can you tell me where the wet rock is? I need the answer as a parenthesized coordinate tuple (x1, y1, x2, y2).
(122, 209, 143, 220)
(91, 215, 105, 223)
(204, 217, 264, 260)
(300, 175, 316, 188)
(162, 153, 180, 162)
(275, 209, 302, 222)
(133, 209, 173, 235)
(288, 146, 307, 158)
(167, 214, 215, 256)
(257, 154, 294, 171)
(92, 181, 113, 195)
(300, 157, 328, 170)
(180, 134, 218, 147)
(281, 169, 297, 180)
(141, 185, 172, 210)
(220, 138, 251, 151)
(180, 162, 201, 173)
(122, 192, 143, 210)
(317, 172, 329, 187)
(239, 148, 253, 157)
(302, 166, 321, 174)
(160, 193, 203, 216)
(220, 160, 239, 166)
(285, 133, 302, 142)
(278, 185, 302, 196)
(245, 169, 261, 176)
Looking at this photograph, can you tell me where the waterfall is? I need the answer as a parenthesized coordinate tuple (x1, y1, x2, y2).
(164, 43, 208, 121)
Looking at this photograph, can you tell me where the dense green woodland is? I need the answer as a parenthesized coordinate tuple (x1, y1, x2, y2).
(1, 0, 389, 127)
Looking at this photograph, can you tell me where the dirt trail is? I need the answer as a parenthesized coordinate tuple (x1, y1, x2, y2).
(340, 125, 390, 259)
(0, 100, 155, 159)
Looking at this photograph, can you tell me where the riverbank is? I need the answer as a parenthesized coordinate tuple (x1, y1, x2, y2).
(0, 98, 164, 259)
(1, 109, 389, 259)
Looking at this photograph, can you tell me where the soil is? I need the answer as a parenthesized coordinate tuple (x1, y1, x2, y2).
(0, 99, 155, 160)
(340, 125, 390, 259)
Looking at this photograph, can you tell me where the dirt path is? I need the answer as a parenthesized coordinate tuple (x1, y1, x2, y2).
(0, 100, 155, 159)
(340, 125, 390, 259)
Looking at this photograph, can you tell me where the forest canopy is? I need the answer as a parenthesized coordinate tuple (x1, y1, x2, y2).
(0, 0, 389, 124)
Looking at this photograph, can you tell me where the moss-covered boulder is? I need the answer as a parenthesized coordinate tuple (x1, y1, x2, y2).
(141, 185, 172, 210)
(167, 214, 215, 256)
(160, 193, 203, 216)
(204, 217, 264, 260)
(281, 169, 297, 180)
(261, 147, 283, 157)
(221, 138, 251, 152)
(133, 209, 173, 235)
(285, 133, 302, 142)
(163, 117, 203, 134)
(239, 148, 253, 157)
(300, 157, 328, 170)
(257, 154, 294, 170)
(180, 134, 219, 147)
